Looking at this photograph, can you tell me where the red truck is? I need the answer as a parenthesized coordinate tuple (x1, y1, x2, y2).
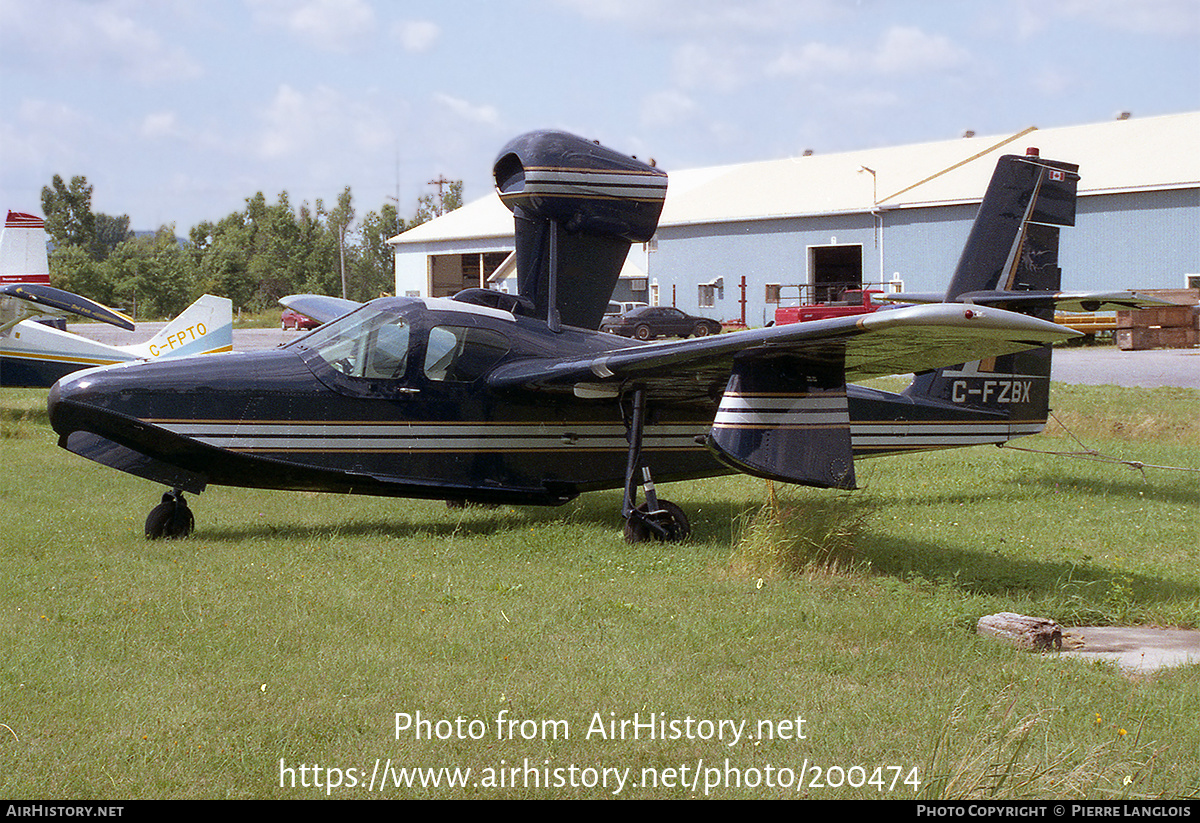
(773, 284, 886, 325)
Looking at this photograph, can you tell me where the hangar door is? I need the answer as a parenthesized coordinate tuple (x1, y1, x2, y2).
(429, 252, 510, 297)
(808, 244, 863, 302)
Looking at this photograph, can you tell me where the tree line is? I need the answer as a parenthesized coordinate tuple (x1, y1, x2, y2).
(40, 173, 463, 319)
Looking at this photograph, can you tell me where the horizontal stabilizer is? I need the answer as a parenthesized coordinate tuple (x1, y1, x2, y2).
(0, 283, 134, 329)
(881, 290, 1177, 312)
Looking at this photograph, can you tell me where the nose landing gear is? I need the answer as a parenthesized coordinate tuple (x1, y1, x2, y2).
(145, 489, 194, 539)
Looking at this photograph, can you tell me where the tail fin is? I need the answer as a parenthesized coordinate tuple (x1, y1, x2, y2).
(0, 211, 51, 285)
(124, 295, 233, 360)
(904, 149, 1080, 436)
(944, 149, 1078, 304)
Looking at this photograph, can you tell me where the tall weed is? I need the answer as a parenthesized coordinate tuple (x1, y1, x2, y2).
(725, 482, 872, 579)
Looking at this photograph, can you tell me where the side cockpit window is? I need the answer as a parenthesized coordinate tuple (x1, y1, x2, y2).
(423, 325, 509, 382)
(307, 309, 410, 380)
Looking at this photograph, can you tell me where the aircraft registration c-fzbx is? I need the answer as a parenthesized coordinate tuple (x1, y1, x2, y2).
(46, 130, 1165, 540)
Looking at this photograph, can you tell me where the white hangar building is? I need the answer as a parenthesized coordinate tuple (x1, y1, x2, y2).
(390, 111, 1199, 327)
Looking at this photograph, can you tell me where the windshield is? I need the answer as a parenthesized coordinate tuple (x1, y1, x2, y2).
(297, 305, 410, 380)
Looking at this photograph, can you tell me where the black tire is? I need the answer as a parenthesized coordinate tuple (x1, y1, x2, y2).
(692, 323, 711, 337)
(145, 492, 194, 539)
(634, 325, 652, 340)
(623, 500, 690, 543)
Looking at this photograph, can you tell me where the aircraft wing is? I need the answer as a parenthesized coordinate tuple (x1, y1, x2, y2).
(279, 294, 361, 325)
(0, 283, 135, 330)
(487, 303, 1079, 400)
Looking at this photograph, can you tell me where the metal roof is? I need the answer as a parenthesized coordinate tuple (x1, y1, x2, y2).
(391, 111, 1199, 245)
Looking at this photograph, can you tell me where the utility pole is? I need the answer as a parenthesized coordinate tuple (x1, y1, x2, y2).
(427, 175, 452, 217)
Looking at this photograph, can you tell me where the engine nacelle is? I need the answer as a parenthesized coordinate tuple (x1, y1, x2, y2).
(494, 131, 667, 330)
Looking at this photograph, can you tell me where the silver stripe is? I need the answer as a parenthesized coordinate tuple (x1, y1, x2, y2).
(156, 422, 700, 437)
(519, 170, 667, 201)
(191, 435, 697, 452)
(151, 420, 702, 452)
(853, 435, 1009, 447)
(524, 169, 667, 189)
(519, 183, 668, 201)
(713, 413, 850, 426)
(715, 394, 850, 427)
(851, 423, 1045, 435)
(717, 396, 847, 411)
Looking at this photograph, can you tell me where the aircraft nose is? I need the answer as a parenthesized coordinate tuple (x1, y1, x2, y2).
(47, 377, 64, 427)
(48, 366, 117, 439)
(47, 361, 215, 494)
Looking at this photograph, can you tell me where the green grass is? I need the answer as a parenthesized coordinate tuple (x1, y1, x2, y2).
(1, 383, 1197, 798)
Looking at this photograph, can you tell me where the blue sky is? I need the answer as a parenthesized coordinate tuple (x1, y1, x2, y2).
(1, 0, 1197, 234)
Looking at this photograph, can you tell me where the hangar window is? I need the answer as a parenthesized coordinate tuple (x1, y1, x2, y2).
(764, 284, 781, 304)
(698, 277, 724, 308)
(424, 326, 510, 382)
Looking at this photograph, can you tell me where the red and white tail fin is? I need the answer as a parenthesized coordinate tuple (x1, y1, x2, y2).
(0, 211, 51, 286)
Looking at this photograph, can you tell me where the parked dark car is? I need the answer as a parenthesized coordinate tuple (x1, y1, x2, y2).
(281, 308, 321, 330)
(599, 306, 722, 340)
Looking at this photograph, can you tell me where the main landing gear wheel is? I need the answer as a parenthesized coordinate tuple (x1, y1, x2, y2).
(145, 489, 194, 539)
(620, 387, 690, 543)
(623, 500, 690, 543)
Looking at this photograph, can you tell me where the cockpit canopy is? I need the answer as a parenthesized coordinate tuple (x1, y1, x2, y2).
(292, 301, 510, 388)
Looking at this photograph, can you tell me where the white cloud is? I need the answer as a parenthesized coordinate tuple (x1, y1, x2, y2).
(639, 89, 699, 129)
(392, 20, 441, 53)
(550, 0, 846, 33)
(671, 42, 751, 93)
(140, 111, 183, 140)
(249, 0, 376, 52)
(433, 93, 501, 127)
(874, 26, 969, 74)
(1019, 0, 1200, 37)
(0, 0, 201, 84)
(769, 26, 968, 80)
(1031, 67, 1075, 98)
(9, 99, 93, 165)
(257, 84, 393, 160)
(767, 41, 857, 78)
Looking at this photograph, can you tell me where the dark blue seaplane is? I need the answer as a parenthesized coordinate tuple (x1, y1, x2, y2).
(47, 130, 1155, 540)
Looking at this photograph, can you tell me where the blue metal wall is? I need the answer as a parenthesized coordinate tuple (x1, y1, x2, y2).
(651, 188, 1198, 326)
